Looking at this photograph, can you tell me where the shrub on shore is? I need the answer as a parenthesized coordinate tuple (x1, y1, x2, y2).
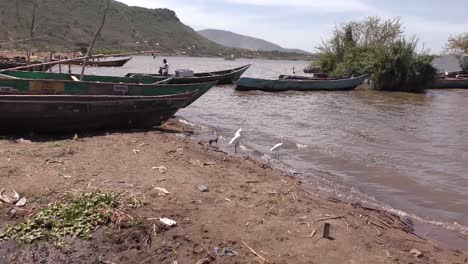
(312, 17, 436, 92)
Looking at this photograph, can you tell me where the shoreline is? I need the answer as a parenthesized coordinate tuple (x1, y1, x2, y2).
(180, 117, 468, 251)
(0, 119, 466, 263)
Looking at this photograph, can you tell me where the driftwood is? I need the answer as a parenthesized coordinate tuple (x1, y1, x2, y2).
(242, 241, 270, 264)
(79, 0, 111, 80)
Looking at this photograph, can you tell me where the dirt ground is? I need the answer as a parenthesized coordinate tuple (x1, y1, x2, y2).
(0, 120, 467, 264)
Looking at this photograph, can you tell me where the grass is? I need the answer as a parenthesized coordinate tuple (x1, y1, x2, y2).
(0, 191, 129, 246)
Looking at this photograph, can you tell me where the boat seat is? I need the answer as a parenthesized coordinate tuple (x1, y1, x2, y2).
(70, 75, 79, 82)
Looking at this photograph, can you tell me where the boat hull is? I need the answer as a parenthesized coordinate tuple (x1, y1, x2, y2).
(236, 74, 368, 91)
(126, 64, 251, 85)
(0, 93, 194, 133)
(61, 58, 132, 67)
(0, 71, 217, 107)
(430, 78, 468, 89)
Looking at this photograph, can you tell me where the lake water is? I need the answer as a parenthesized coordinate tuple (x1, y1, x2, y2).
(59, 55, 468, 249)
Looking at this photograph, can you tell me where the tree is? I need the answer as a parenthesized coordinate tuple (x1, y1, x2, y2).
(446, 33, 468, 71)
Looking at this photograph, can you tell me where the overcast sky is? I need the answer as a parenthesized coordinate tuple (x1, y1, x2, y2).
(117, 0, 467, 53)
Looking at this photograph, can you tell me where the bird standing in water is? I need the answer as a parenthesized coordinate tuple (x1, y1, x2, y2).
(229, 119, 245, 153)
(271, 136, 285, 157)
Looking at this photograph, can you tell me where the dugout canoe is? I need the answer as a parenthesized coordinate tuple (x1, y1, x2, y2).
(236, 74, 368, 92)
(125, 64, 251, 85)
(61, 57, 132, 67)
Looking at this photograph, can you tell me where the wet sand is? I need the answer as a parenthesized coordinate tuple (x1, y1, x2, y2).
(0, 119, 466, 263)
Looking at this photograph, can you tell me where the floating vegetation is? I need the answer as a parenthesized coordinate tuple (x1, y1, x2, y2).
(0, 191, 128, 245)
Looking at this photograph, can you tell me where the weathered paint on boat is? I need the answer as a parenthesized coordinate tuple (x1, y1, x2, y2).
(430, 78, 468, 89)
(126, 64, 251, 85)
(0, 92, 195, 133)
(60, 57, 132, 67)
(0, 71, 217, 107)
(236, 74, 368, 91)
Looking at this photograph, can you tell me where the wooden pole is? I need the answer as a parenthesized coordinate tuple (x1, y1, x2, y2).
(49, 52, 53, 72)
(58, 55, 62, 73)
(79, 0, 111, 80)
(27, 0, 39, 62)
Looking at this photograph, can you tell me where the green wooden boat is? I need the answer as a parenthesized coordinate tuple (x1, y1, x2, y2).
(125, 64, 251, 85)
(0, 92, 196, 133)
(236, 74, 368, 92)
(0, 71, 217, 107)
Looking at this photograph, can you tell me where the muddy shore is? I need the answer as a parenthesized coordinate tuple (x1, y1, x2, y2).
(0, 119, 466, 264)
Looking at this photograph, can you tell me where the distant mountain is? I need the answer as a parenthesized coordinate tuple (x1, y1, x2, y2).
(0, 0, 223, 54)
(198, 29, 311, 55)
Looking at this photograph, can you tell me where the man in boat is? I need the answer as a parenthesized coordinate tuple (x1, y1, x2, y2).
(159, 59, 169, 75)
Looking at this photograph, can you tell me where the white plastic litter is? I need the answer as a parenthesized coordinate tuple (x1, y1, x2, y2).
(160, 217, 177, 227)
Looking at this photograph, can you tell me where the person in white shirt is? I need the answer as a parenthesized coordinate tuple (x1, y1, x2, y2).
(159, 59, 169, 75)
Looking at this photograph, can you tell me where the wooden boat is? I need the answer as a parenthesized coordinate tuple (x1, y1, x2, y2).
(0, 70, 217, 107)
(61, 57, 132, 67)
(430, 76, 468, 89)
(236, 74, 368, 91)
(429, 71, 468, 89)
(125, 64, 251, 85)
(0, 60, 53, 72)
(0, 92, 195, 133)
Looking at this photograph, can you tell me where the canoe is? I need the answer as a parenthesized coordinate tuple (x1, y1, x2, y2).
(0, 92, 195, 133)
(236, 74, 368, 91)
(0, 70, 217, 107)
(125, 64, 251, 85)
(0, 61, 53, 72)
(61, 57, 132, 67)
(430, 77, 468, 89)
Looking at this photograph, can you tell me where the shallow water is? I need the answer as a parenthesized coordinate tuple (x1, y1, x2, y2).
(58, 56, 468, 249)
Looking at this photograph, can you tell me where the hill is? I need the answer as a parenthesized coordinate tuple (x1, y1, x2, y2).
(0, 0, 223, 55)
(198, 29, 311, 54)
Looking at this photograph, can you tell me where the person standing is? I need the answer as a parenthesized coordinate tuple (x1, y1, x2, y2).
(159, 59, 169, 75)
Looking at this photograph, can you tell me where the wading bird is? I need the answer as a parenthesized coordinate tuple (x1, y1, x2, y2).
(229, 119, 245, 153)
(270, 136, 285, 157)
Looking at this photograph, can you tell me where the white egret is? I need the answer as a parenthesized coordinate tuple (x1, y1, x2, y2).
(229, 119, 245, 153)
(270, 136, 285, 157)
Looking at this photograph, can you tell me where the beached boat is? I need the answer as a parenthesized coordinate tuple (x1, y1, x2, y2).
(125, 64, 251, 85)
(0, 92, 195, 133)
(61, 57, 132, 67)
(0, 71, 217, 107)
(236, 74, 368, 91)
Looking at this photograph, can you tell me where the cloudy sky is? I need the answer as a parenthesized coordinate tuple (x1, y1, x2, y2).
(117, 0, 467, 53)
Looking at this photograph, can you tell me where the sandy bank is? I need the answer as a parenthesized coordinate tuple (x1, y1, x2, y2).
(0, 120, 466, 264)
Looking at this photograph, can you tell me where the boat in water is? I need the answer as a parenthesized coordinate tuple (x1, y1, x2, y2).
(430, 72, 468, 89)
(60, 57, 132, 67)
(0, 92, 195, 133)
(125, 64, 251, 85)
(0, 70, 217, 107)
(0, 58, 53, 72)
(236, 74, 368, 91)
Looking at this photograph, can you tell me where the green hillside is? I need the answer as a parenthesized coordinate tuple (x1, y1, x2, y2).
(0, 0, 223, 54)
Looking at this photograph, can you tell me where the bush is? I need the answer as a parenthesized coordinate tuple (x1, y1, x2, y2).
(371, 39, 436, 92)
(312, 17, 436, 92)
